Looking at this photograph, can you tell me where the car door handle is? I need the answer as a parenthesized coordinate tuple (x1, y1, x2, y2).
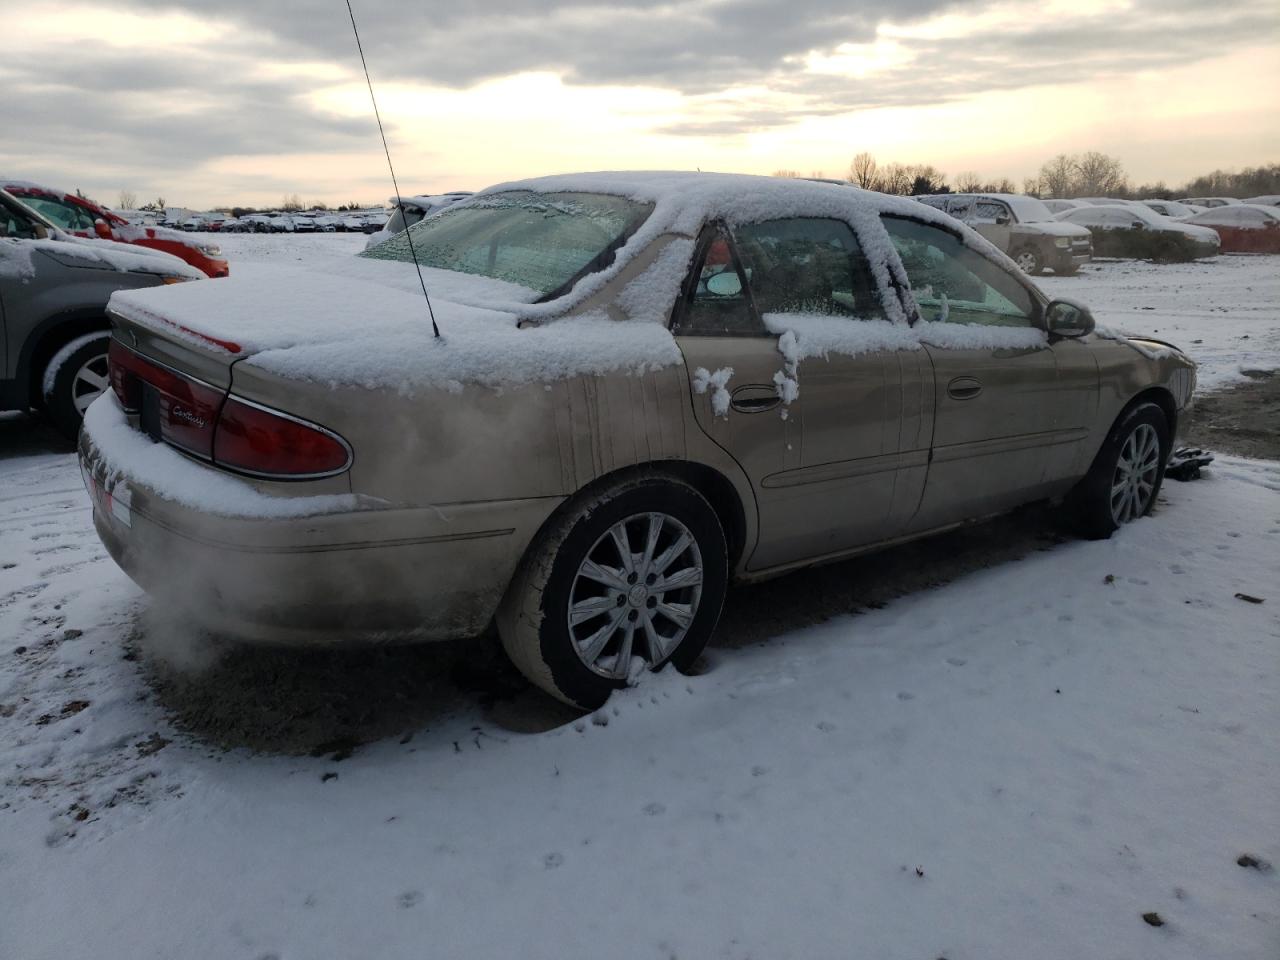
(730, 385, 782, 413)
(947, 377, 983, 400)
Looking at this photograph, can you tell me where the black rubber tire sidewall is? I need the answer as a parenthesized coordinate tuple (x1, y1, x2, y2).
(45, 334, 110, 440)
(1072, 401, 1170, 540)
(535, 480, 728, 710)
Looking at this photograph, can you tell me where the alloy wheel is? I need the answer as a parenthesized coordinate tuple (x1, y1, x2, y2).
(71, 352, 110, 415)
(1015, 250, 1039, 274)
(1110, 422, 1161, 524)
(566, 512, 704, 679)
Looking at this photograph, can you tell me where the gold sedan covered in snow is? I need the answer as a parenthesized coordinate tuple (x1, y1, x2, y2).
(80, 173, 1195, 708)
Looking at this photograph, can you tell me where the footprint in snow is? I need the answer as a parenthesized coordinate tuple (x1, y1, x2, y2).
(543, 852, 564, 869)
(815, 721, 836, 733)
(896, 691, 915, 701)
(398, 890, 423, 908)
(643, 802, 666, 816)
(946, 657, 967, 667)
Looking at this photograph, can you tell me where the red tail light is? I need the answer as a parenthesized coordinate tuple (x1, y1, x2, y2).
(109, 340, 351, 479)
(213, 396, 352, 479)
(108, 339, 223, 458)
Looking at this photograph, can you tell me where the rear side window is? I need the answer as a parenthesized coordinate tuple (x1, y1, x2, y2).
(671, 230, 761, 337)
(733, 217, 884, 320)
(881, 216, 1037, 328)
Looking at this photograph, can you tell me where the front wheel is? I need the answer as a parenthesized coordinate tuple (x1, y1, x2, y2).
(1012, 247, 1044, 275)
(1068, 402, 1170, 539)
(497, 475, 728, 710)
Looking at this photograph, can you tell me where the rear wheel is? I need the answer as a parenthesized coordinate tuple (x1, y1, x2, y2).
(1068, 401, 1170, 539)
(43, 333, 110, 439)
(497, 474, 728, 710)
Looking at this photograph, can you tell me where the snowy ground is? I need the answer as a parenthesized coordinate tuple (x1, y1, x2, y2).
(2, 242, 1278, 960)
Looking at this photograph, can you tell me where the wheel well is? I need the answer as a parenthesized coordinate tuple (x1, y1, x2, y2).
(23, 314, 110, 408)
(1125, 387, 1178, 440)
(539, 461, 749, 572)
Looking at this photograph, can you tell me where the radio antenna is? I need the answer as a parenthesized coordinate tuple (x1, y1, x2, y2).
(345, 0, 440, 338)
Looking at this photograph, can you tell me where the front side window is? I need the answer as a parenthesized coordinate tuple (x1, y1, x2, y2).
(360, 190, 654, 300)
(733, 217, 884, 320)
(881, 216, 1037, 328)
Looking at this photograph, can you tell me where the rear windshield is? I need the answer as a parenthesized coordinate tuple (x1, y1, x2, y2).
(360, 190, 654, 299)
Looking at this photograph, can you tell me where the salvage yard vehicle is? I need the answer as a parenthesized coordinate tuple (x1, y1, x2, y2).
(1055, 204, 1220, 261)
(916, 193, 1091, 275)
(1183, 204, 1280, 253)
(79, 173, 1197, 710)
(364, 192, 473, 249)
(0, 189, 203, 437)
(2, 178, 229, 278)
(1139, 199, 1198, 220)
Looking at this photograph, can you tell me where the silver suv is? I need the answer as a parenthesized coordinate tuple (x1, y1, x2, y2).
(0, 189, 201, 436)
(918, 193, 1092, 275)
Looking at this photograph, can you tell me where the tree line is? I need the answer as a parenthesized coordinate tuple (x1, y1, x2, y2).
(775, 153, 1280, 200)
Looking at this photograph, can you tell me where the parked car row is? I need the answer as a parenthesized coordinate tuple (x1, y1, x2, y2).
(916, 193, 1092, 275)
(0, 189, 204, 437)
(219, 212, 389, 234)
(1, 178, 229, 277)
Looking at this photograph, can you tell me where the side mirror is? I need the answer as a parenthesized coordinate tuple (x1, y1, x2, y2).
(1046, 298, 1095, 339)
(1130, 221, 1145, 230)
(705, 271, 743, 297)
(995, 214, 1012, 226)
(93, 218, 112, 239)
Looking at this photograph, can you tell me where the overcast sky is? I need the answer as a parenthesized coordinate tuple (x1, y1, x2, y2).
(3, 0, 1277, 208)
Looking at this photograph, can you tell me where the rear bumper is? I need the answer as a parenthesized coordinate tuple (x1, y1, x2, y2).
(79, 409, 561, 644)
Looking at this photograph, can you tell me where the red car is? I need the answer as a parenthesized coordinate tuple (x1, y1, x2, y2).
(1, 179, 229, 277)
(1184, 204, 1280, 253)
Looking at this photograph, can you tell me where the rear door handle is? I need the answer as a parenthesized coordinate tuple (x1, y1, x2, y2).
(730, 384, 782, 413)
(947, 377, 983, 400)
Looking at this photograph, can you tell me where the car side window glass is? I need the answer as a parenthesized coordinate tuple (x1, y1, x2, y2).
(671, 232, 762, 337)
(23, 197, 91, 231)
(732, 217, 885, 320)
(880, 215, 1037, 328)
(973, 200, 1007, 222)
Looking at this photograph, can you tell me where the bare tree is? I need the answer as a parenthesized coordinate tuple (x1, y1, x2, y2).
(281, 193, 304, 211)
(1022, 177, 1041, 197)
(906, 164, 948, 195)
(771, 169, 800, 179)
(849, 152, 878, 189)
(954, 171, 982, 192)
(876, 162, 913, 195)
(1075, 152, 1127, 196)
(117, 190, 138, 210)
(1038, 154, 1078, 199)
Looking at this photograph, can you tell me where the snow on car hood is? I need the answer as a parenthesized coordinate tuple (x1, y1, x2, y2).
(0, 233, 204, 281)
(1023, 220, 1090, 239)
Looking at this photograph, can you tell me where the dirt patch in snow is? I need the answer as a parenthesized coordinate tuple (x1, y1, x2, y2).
(1183, 370, 1280, 461)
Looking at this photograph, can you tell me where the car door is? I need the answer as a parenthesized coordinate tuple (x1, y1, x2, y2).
(966, 198, 1015, 253)
(672, 220, 915, 570)
(879, 214, 1097, 531)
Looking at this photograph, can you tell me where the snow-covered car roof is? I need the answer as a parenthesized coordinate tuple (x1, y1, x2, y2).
(1186, 204, 1280, 224)
(935, 192, 1058, 223)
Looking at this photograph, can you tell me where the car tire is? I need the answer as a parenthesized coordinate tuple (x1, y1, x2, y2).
(497, 473, 728, 710)
(1012, 247, 1044, 275)
(43, 332, 111, 440)
(1068, 401, 1170, 540)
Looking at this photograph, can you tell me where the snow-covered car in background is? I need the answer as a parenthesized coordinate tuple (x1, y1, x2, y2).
(1184, 204, 1280, 253)
(1178, 197, 1240, 208)
(1041, 198, 1089, 214)
(267, 216, 296, 233)
(80, 173, 1196, 710)
(1139, 199, 1198, 220)
(1242, 195, 1280, 207)
(0, 189, 203, 436)
(1056, 204, 1220, 260)
(363, 192, 472, 249)
(917, 193, 1091, 274)
(2, 179, 229, 277)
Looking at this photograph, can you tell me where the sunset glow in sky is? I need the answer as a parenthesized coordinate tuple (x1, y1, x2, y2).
(2, 0, 1277, 208)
